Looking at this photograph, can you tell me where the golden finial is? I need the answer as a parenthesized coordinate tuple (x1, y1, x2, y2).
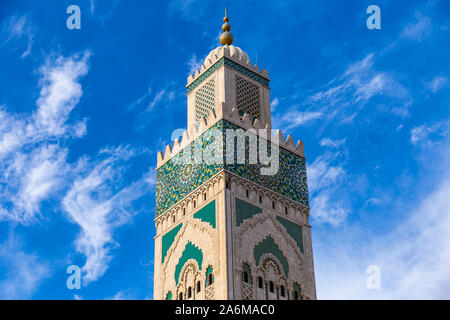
(220, 8, 234, 45)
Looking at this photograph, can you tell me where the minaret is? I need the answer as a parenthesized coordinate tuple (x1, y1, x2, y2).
(154, 9, 316, 300)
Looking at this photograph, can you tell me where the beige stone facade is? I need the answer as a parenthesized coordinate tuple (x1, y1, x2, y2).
(153, 42, 316, 300)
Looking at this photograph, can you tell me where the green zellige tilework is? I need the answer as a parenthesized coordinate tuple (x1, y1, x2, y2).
(235, 198, 263, 226)
(276, 216, 303, 253)
(187, 57, 269, 93)
(193, 200, 216, 228)
(155, 121, 224, 216)
(161, 223, 182, 264)
(175, 241, 203, 285)
(222, 120, 309, 209)
(155, 119, 309, 216)
(254, 236, 289, 277)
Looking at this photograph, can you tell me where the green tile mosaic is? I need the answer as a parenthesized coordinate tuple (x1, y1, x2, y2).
(254, 236, 289, 277)
(155, 121, 224, 216)
(161, 223, 183, 264)
(193, 200, 216, 228)
(276, 216, 303, 253)
(174, 241, 203, 285)
(235, 198, 263, 226)
(155, 119, 309, 216)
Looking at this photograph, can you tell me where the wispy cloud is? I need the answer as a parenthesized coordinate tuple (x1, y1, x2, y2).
(147, 89, 167, 112)
(90, 0, 96, 14)
(62, 146, 153, 284)
(187, 54, 204, 75)
(307, 148, 350, 226)
(0, 235, 50, 299)
(1, 15, 35, 58)
(274, 53, 411, 132)
(320, 138, 346, 148)
(410, 121, 448, 146)
(0, 51, 91, 223)
(106, 289, 138, 300)
(273, 110, 322, 131)
(0, 51, 154, 287)
(401, 15, 432, 42)
(270, 97, 280, 112)
(168, 0, 208, 22)
(426, 76, 448, 93)
(128, 85, 152, 111)
(128, 85, 176, 113)
(308, 54, 410, 114)
(316, 136, 450, 299)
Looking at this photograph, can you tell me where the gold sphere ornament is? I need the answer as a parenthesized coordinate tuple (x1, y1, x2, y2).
(220, 32, 234, 45)
(222, 22, 231, 32)
(219, 8, 234, 45)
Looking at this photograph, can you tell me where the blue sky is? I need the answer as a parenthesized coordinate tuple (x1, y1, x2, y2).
(0, 0, 449, 299)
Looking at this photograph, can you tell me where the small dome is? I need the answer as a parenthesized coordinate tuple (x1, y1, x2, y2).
(204, 45, 251, 65)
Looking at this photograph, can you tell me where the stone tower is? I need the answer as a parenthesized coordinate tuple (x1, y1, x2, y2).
(153, 10, 316, 300)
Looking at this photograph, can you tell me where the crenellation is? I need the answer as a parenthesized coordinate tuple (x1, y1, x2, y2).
(157, 106, 305, 168)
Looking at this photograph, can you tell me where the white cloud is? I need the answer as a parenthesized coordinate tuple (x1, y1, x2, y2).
(62, 146, 153, 284)
(273, 110, 322, 131)
(401, 15, 432, 42)
(1, 52, 155, 288)
(307, 151, 349, 225)
(0, 52, 90, 223)
(277, 53, 411, 132)
(410, 121, 448, 146)
(147, 89, 166, 112)
(316, 121, 450, 299)
(128, 85, 152, 111)
(316, 163, 450, 299)
(106, 289, 137, 300)
(35, 52, 90, 136)
(0, 235, 50, 299)
(270, 98, 280, 112)
(187, 54, 204, 75)
(426, 76, 448, 93)
(1, 15, 35, 58)
(128, 84, 176, 115)
(168, 0, 207, 22)
(320, 138, 346, 148)
(90, 0, 96, 14)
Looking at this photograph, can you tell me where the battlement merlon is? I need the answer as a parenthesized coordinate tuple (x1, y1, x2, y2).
(156, 102, 305, 169)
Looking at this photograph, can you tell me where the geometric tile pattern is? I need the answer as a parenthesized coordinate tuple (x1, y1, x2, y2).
(155, 120, 309, 216)
(187, 57, 269, 94)
(155, 121, 224, 216)
(235, 75, 261, 121)
(195, 78, 216, 121)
